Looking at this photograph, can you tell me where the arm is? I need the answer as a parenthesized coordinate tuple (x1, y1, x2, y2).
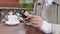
(24, 12, 52, 33)
(24, 15, 52, 33)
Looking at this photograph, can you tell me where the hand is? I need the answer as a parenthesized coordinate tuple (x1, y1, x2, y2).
(28, 15, 43, 28)
(24, 12, 43, 28)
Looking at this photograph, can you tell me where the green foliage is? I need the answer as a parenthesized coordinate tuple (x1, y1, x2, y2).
(26, 3, 33, 12)
(20, 0, 33, 12)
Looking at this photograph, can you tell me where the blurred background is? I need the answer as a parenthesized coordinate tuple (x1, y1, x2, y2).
(0, 0, 59, 34)
(0, 0, 60, 24)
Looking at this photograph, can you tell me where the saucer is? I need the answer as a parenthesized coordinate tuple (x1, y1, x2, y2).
(5, 21, 20, 25)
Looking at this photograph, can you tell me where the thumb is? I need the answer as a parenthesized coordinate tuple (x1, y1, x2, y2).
(24, 12, 34, 19)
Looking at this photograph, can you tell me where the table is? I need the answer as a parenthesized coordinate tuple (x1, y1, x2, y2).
(0, 23, 45, 34)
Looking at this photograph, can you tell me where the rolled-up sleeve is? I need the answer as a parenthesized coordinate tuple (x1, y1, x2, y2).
(40, 21, 52, 33)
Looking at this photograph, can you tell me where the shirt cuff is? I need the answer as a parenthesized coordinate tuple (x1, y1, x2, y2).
(40, 20, 52, 33)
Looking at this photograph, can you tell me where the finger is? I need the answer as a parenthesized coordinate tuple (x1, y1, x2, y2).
(30, 18, 42, 22)
(23, 18, 37, 23)
(24, 11, 33, 18)
(31, 18, 43, 22)
(24, 12, 30, 16)
(23, 15, 35, 22)
(30, 18, 39, 21)
(27, 15, 38, 18)
(32, 25, 38, 27)
(30, 21, 38, 25)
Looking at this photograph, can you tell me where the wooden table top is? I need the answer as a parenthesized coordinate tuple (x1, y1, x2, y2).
(0, 23, 45, 34)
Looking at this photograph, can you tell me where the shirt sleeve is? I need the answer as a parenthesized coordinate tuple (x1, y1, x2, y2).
(40, 20, 52, 33)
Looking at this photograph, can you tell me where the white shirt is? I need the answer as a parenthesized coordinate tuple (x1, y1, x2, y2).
(40, 21, 52, 33)
(45, 0, 53, 6)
